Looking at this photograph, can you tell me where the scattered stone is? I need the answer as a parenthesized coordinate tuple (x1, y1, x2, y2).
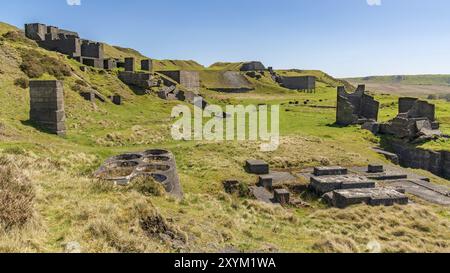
(362, 121, 380, 134)
(245, 160, 269, 175)
(240, 61, 266, 71)
(109, 95, 122, 105)
(223, 179, 240, 195)
(368, 164, 384, 173)
(63, 241, 82, 253)
(313, 166, 348, 176)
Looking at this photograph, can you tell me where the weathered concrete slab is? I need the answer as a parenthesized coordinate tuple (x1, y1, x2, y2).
(325, 188, 409, 208)
(245, 160, 269, 175)
(310, 175, 375, 195)
(250, 186, 274, 204)
(313, 166, 348, 176)
(385, 179, 450, 206)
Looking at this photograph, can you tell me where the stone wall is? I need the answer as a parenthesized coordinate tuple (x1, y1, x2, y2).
(39, 36, 81, 58)
(29, 80, 66, 136)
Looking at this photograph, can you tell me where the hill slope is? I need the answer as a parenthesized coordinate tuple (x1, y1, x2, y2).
(0, 23, 449, 253)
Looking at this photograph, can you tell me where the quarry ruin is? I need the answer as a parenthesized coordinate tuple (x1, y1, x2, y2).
(25, 23, 105, 69)
(336, 85, 380, 126)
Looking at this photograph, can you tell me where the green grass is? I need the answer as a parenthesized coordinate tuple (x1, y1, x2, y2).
(0, 22, 449, 253)
(347, 74, 450, 86)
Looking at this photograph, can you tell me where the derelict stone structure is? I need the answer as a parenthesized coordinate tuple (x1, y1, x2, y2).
(158, 70, 200, 92)
(94, 149, 183, 198)
(124, 57, 135, 72)
(240, 61, 266, 71)
(279, 76, 316, 92)
(29, 80, 66, 136)
(118, 71, 159, 89)
(336, 85, 380, 126)
(141, 59, 153, 71)
(379, 98, 440, 140)
(103, 58, 117, 70)
(25, 23, 105, 68)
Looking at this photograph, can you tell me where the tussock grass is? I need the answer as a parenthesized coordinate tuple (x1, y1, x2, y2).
(0, 156, 35, 230)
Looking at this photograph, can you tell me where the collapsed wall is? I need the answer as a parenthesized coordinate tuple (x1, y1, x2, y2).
(336, 85, 380, 126)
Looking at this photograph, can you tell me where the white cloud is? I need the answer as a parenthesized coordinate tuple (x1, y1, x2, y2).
(67, 0, 81, 6)
(367, 0, 381, 6)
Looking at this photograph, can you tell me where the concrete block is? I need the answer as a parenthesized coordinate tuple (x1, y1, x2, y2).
(274, 189, 290, 205)
(310, 175, 375, 195)
(245, 160, 269, 175)
(368, 164, 384, 173)
(258, 175, 274, 189)
(313, 166, 348, 176)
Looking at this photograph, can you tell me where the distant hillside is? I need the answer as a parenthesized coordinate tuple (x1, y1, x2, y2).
(347, 75, 450, 86)
(208, 62, 245, 71)
(346, 75, 450, 98)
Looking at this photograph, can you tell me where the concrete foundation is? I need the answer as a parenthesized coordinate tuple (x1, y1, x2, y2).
(310, 175, 375, 195)
(313, 166, 348, 176)
(325, 188, 408, 208)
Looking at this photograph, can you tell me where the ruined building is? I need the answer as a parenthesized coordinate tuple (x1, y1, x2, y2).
(336, 85, 380, 126)
(25, 23, 105, 68)
(379, 98, 441, 141)
(157, 70, 200, 92)
(29, 80, 66, 136)
(278, 76, 316, 92)
(240, 61, 266, 72)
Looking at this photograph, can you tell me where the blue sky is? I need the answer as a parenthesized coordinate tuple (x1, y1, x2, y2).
(1, 0, 450, 77)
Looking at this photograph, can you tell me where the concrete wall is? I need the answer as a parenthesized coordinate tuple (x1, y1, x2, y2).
(141, 59, 153, 71)
(390, 141, 450, 179)
(240, 62, 266, 71)
(125, 57, 135, 72)
(39, 37, 82, 58)
(29, 80, 66, 136)
(336, 85, 380, 126)
(280, 76, 316, 90)
(159, 70, 200, 92)
(81, 41, 104, 59)
(103, 59, 117, 70)
(25, 23, 47, 41)
(118, 71, 156, 89)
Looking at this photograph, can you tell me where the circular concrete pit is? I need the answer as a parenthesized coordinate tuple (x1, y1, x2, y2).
(94, 149, 183, 198)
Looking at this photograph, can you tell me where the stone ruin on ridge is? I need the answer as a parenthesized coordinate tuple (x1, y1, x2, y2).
(336, 85, 380, 126)
(25, 23, 105, 69)
(240, 61, 266, 72)
(268, 67, 316, 92)
(29, 80, 66, 136)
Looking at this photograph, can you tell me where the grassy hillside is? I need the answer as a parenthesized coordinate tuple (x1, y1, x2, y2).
(0, 25, 449, 253)
(0, 22, 18, 35)
(348, 75, 450, 86)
